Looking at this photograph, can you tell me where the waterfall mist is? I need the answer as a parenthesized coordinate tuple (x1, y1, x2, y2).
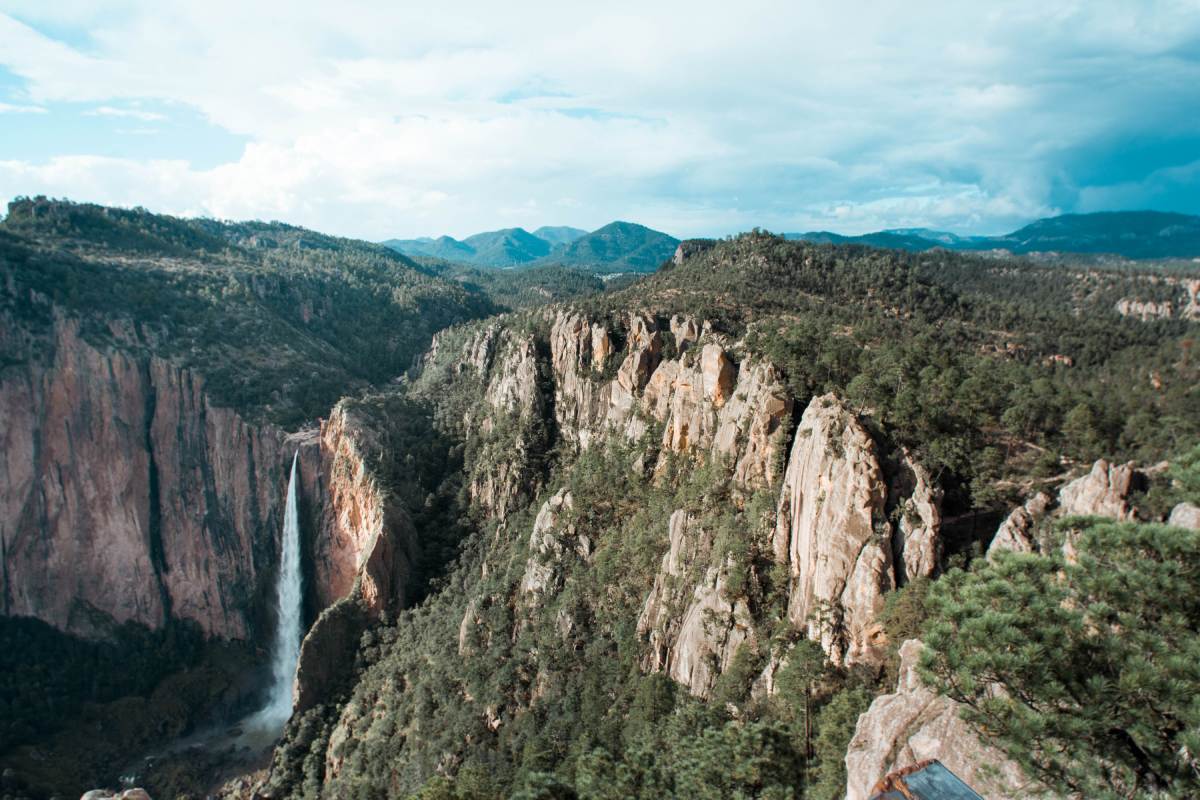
(243, 451, 304, 738)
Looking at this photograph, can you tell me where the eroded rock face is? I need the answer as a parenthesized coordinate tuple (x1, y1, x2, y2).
(889, 453, 942, 585)
(547, 310, 791, 490)
(772, 394, 894, 664)
(0, 316, 288, 639)
(1057, 459, 1141, 519)
(844, 640, 1035, 800)
(307, 403, 415, 616)
(989, 459, 1149, 559)
(988, 491, 1054, 558)
(519, 489, 588, 598)
(637, 510, 753, 698)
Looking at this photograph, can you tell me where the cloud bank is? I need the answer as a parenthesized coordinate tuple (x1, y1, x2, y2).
(0, 1, 1197, 239)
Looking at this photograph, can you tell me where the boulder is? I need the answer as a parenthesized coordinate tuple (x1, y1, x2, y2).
(1168, 502, 1200, 530)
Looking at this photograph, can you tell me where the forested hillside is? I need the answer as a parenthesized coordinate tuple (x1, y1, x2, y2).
(254, 231, 1200, 799)
(0, 197, 495, 426)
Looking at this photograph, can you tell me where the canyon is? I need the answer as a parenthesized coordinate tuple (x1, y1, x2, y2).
(2, 203, 1198, 799)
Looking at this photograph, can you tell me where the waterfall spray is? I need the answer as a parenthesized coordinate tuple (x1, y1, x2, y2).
(246, 451, 304, 734)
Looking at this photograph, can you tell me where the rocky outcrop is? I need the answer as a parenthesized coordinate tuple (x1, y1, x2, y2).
(988, 459, 1147, 559)
(637, 510, 753, 698)
(888, 453, 942, 585)
(547, 310, 792, 490)
(304, 404, 415, 616)
(772, 395, 893, 665)
(80, 789, 153, 800)
(1057, 459, 1141, 519)
(1115, 298, 1174, 320)
(1168, 502, 1200, 530)
(519, 489, 589, 599)
(844, 639, 1036, 800)
(0, 315, 289, 640)
(987, 491, 1053, 557)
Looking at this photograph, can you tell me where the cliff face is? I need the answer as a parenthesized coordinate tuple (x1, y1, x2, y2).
(303, 404, 415, 616)
(420, 312, 943, 697)
(548, 309, 793, 489)
(0, 315, 288, 640)
(987, 459, 1147, 559)
(0, 314, 415, 647)
(773, 395, 940, 665)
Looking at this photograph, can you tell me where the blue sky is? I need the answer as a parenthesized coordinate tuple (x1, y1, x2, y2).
(0, 1, 1198, 240)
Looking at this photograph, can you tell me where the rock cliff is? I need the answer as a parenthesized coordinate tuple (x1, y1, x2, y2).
(0, 315, 288, 639)
(548, 309, 793, 490)
(772, 395, 939, 664)
(637, 510, 754, 697)
(844, 639, 1037, 800)
(988, 459, 1146, 559)
(0, 314, 417, 659)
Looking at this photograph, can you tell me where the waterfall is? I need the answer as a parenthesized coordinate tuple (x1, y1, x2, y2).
(245, 451, 304, 735)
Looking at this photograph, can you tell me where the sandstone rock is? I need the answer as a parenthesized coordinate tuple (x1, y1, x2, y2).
(638, 510, 753, 698)
(772, 394, 894, 664)
(669, 314, 700, 352)
(1057, 459, 1141, 520)
(700, 344, 736, 407)
(292, 594, 371, 715)
(1182, 278, 1200, 321)
(844, 640, 1035, 800)
(309, 403, 415, 616)
(1168, 502, 1200, 530)
(0, 315, 288, 639)
(1115, 298, 1174, 320)
(590, 323, 612, 370)
(519, 489, 580, 597)
(987, 491, 1053, 558)
(483, 333, 541, 418)
(889, 453, 942, 584)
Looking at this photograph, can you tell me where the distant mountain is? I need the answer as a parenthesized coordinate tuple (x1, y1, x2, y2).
(532, 226, 589, 247)
(786, 211, 1200, 260)
(381, 234, 475, 263)
(383, 222, 677, 271)
(988, 212, 1200, 259)
(460, 227, 553, 266)
(540, 221, 679, 272)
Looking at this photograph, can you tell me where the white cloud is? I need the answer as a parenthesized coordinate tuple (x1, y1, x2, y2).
(0, 100, 45, 112)
(84, 105, 166, 121)
(0, 1, 1197, 238)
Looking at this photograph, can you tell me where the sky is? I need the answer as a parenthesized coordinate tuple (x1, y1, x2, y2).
(0, 1, 1198, 241)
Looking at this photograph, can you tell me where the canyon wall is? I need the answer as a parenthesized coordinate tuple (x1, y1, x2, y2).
(0, 313, 414, 646)
(425, 309, 945, 695)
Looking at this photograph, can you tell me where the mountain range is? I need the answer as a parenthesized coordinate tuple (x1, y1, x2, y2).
(788, 211, 1200, 260)
(384, 221, 679, 271)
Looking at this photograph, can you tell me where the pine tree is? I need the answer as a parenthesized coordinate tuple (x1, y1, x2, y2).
(922, 519, 1200, 798)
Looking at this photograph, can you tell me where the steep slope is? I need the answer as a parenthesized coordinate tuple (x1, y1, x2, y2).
(0, 198, 489, 796)
(250, 234, 1197, 799)
(539, 220, 680, 272)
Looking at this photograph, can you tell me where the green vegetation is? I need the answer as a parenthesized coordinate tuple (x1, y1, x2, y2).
(419, 261, 610, 311)
(0, 616, 258, 798)
(4, 204, 1199, 799)
(0, 196, 494, 426)
(622, 232, 1198, 510)
(791, 210, 1200, 260)
(540, 221, 679, 273)
(922, 517, 1200, 798)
